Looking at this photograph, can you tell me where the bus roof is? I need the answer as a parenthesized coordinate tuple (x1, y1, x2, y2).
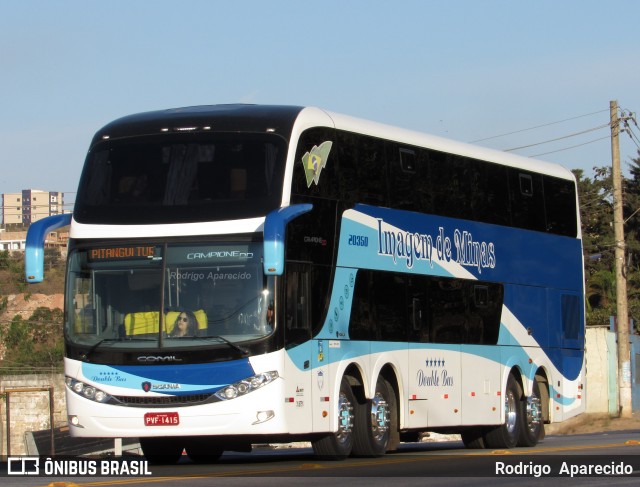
(318, 108, 576, 181)
(92, 104, 575, 182)
(91, 104, 305, 147)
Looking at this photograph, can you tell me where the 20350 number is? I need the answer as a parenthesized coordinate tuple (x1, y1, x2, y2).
(348, 234, 369, 246)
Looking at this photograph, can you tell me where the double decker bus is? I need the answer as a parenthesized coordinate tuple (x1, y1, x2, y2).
(26, 104, 585, 462)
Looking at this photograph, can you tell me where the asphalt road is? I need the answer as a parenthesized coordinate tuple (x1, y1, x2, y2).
(3, 429, 640, 487)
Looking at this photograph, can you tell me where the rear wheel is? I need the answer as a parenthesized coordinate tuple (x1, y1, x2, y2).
(139, 437, 184, 465)
(484, 374, 523, 449)
(517, 379, 543, 447)
(352, 377, 395, 457)
(312, 377, 355, 459)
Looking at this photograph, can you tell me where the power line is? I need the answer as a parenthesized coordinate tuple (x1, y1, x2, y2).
(469, 109, 610, 143)
(623, 128, 640, 151)
(622, 119, 640, 151)
(530, 136, 611, 158)
(504, 123, 610, 152)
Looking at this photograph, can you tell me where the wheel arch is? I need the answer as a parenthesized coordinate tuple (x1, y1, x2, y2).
(534, 367, 551, 424)
(341, 361, 367, 399)
(503, 365, 525, 401)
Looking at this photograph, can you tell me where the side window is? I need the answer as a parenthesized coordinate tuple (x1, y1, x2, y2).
(350, 271, 502, 345)
(349, 270, 373, 340)
(388, 144, 420, 211)
(429, 152, 472, 219)
(470, 161, 510, 226)
(544, 176, 578, 237)
(286, 198, 337, 265)
(284, 264, 312, 348)
(509, 169, 546, 232)
(349, 270, 407, 342)
(310, 265, 331, 337)
(430, 279, 466, 344)
(468, 283, 502, 345)
(337, 131, 387, 207)
(373, 272, 407, 342)
(561, 294, 581, 341)
(408, 276, 430, 343)
(427, 277, 502, 345)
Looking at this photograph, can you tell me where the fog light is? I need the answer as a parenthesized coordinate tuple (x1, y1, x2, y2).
(252, 410, 275, 424)
(69, 415, 80, 426)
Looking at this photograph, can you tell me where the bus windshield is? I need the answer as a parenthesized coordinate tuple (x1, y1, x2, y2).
(66, 242, 273, 350)
(73, 132, 287, 224)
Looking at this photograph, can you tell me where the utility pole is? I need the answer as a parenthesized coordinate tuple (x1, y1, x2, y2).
(610, 99, 632, 417)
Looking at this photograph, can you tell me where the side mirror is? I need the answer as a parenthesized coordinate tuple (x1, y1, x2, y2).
(25, 214, 72, 282)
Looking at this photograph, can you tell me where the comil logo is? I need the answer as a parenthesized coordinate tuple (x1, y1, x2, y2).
(137, 355, 182, 363)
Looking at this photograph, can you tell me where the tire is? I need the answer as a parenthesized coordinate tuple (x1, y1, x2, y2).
(312, 377, 356, 459)
(139, 437, 184, 465)
(483, 374, 523, 449)
(352, 377, 395, 457)
(517, 379, 543, 447)
(461, 428, 486, 449)
(184, 437, 224, 464)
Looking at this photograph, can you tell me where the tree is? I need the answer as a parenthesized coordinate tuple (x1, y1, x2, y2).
(0, 308, 64, 372)
(577, 155, 640, 332)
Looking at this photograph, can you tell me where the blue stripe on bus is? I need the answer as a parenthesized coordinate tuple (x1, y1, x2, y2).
(549, 385, 578, 406)
(311, 206, 585, 382)
(80, 359, 255, 395)
(348, 204, 583, 291)
(287, 338, 581, 406)
(288, 336, 580, 378)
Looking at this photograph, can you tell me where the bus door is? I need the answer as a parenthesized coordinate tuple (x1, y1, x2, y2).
(283, 264, 314, 433)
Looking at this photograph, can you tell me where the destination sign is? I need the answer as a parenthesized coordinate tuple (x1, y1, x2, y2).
(88, 246, 155, 261)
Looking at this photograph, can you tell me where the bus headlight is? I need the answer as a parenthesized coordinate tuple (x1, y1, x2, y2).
(214, 371, 279, 401)
(65, 377, 112, 404)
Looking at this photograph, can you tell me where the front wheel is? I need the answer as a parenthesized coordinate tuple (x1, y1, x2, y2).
(139, 437, 184, 465)
(184, 437, 224, 463)
(312, 377, 356, 459)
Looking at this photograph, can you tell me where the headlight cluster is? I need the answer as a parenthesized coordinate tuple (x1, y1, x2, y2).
(65, 377, 111, 403)
(214, 371, 279, 400)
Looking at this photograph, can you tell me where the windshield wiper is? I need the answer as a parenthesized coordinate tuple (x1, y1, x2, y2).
(182, 335, 249, 356)
(83, 337, 155, 360)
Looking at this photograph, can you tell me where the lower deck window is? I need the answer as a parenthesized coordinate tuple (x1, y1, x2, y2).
(349, 270, 503, 345)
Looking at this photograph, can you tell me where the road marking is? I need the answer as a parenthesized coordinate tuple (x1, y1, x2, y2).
(32, 439, 640, 487)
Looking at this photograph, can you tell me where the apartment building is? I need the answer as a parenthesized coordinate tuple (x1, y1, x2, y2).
(2, 189, 65, 228)
(1, 189, 68, 251)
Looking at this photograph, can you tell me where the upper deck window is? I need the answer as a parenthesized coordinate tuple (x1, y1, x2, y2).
(74, 132, 287, 224)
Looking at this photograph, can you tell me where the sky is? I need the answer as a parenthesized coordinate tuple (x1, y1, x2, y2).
(2, 0, 640, 211)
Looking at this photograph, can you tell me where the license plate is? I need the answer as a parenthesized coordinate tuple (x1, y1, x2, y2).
(144, 412, 180, 426)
